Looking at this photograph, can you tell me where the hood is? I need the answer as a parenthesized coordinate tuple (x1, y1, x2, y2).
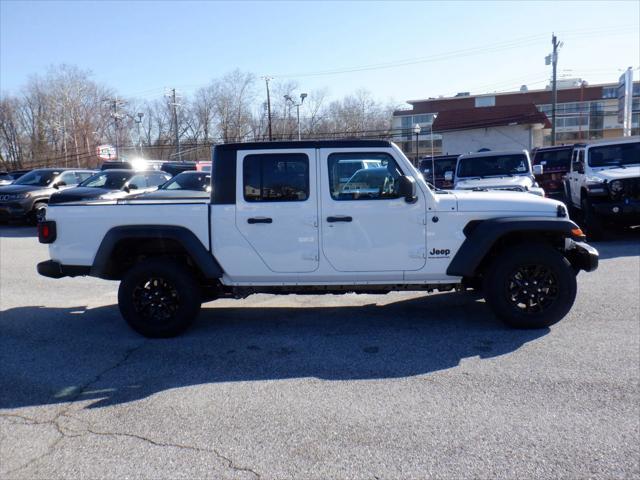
(455, 175, 533, 191)
(0, 184, 52, 194)
(49, 187, 112, 204)
(452, 189, 562, 215)
(590, 165, 640, 181)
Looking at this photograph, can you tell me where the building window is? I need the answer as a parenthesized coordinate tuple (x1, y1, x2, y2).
(413, 114, 434, 124)
(243, 153, 309, 202)
(475, 96, 495, 107)
(602, 86, 617, 99)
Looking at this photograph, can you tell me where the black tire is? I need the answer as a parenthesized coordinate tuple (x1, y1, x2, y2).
(581, 197, 604, 241)
(483, 243, 577, 329)
(118, 258, 202, 338)
(30, 202, 47, 225)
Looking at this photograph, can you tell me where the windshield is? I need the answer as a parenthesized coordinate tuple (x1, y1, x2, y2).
(421, 158, 457, 176)
(80, 171, 133, 189)
(13, 170, 61, 187)
(533, 149, 572, 170)
(162, 173, 210, 191)
(588, 142, 640, 167)
(457, 154, 530, 178)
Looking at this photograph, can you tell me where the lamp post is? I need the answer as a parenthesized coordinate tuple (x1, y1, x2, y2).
(413, 123, 421, 167)
(285, 93, 307, 140)
(134, 112, 144, 155)
(430, 114, 438, 186)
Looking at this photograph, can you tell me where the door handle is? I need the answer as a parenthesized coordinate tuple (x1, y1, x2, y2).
(247, 217, 273, 224)
(327, 216, 352, 223)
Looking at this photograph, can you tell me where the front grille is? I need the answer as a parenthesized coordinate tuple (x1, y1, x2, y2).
(621, 178, 640, 200)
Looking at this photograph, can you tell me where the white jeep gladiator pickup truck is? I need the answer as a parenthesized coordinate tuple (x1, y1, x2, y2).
(37, 140, 598, 338)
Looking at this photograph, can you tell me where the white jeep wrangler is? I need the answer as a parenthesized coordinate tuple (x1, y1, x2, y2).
(564, 137, 640, 238)
(453, 150, 545, 196)
(37, 140, 598, 338)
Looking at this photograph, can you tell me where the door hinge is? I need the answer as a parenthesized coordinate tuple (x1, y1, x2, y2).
(418, 214, 427, 225)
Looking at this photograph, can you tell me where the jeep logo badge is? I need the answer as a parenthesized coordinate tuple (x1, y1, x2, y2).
(428, 248, 451, 257)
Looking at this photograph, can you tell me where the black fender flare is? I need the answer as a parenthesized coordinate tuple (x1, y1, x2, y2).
(446, 217, 581, 277)
(91, 225, 223, 279)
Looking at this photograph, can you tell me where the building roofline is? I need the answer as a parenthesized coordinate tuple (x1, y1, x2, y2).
(405, 80, 637, 105)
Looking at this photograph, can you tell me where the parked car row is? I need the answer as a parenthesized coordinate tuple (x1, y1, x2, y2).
(415, 136, 639, 238)
(0, 160, 213, 224)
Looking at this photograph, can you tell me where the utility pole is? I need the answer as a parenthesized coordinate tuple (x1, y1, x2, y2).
(262, 76, 273, 141)
(549, 34, 562, 146)
(108, 98, 126, 161)
(168, 88, 181, 161)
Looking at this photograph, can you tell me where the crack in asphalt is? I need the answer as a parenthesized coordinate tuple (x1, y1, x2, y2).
(3, 342, 147, 476)
(2, 342, 260, 479)
(83, 427, 261, 479)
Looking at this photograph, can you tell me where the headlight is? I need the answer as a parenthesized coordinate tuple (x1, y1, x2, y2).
(8, 193, 30, 200)
(585, 176, 605, 185)
(610, 180, 623, 194)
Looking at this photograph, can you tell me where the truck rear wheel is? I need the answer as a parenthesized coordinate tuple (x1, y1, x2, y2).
(483, 243, 577, 329)
(118, 258, 201, 338)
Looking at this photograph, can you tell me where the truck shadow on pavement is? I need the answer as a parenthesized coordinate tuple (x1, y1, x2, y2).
(0, 292, 548, 410)
(0, 225, 37, 238)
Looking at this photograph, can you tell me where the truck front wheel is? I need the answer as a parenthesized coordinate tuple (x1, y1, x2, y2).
(118, 258, 202, 338)
(483, 243, 577, 329)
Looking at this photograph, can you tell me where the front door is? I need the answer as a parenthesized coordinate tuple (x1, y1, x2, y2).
(319, 149, 427, 272)
(235, 148, 319, 273)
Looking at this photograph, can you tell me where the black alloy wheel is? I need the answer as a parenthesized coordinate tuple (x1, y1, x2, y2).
(483, 242, 577, 329)
(118, 258, 202, 338)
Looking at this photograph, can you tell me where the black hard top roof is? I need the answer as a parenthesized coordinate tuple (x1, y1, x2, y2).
(214, 139, 393, 152)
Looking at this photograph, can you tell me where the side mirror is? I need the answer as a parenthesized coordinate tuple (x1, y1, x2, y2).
(53, 181, 66, 189)
(398, 175, 417, 203)
(444, 171, 453, 182)
(128, 184, 138, 190)
(532, 164, 543, 176)
(576, 162, 584, 174)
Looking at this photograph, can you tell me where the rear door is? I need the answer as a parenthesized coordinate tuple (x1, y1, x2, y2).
(235, 148, 319, 273)
(319, 149, 426, 272)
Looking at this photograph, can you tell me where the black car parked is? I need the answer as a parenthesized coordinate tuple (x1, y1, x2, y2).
(0, 168, 95, 223)
(130, 171, 211, 200)
(50, 169, 172, 204)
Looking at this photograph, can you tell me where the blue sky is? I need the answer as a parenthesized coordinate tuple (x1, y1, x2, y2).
(1, 0, 638, 105)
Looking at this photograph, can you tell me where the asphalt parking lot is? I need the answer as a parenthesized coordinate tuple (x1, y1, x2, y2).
(1, 225, 639, 479)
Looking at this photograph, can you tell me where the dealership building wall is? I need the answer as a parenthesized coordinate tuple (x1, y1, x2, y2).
(440, 124, 545, 155)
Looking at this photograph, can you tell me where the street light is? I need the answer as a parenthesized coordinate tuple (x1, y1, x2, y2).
(413, 123, 421, 166)
(285, 93, 307, 141)
(430, 114, 438, 186)
(134, 112, 144, 155)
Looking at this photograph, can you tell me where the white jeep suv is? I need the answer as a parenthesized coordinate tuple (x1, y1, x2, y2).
(453, 150, 545, 196)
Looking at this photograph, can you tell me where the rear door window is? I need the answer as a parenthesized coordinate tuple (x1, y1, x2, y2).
(243, 153, 309, 202)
